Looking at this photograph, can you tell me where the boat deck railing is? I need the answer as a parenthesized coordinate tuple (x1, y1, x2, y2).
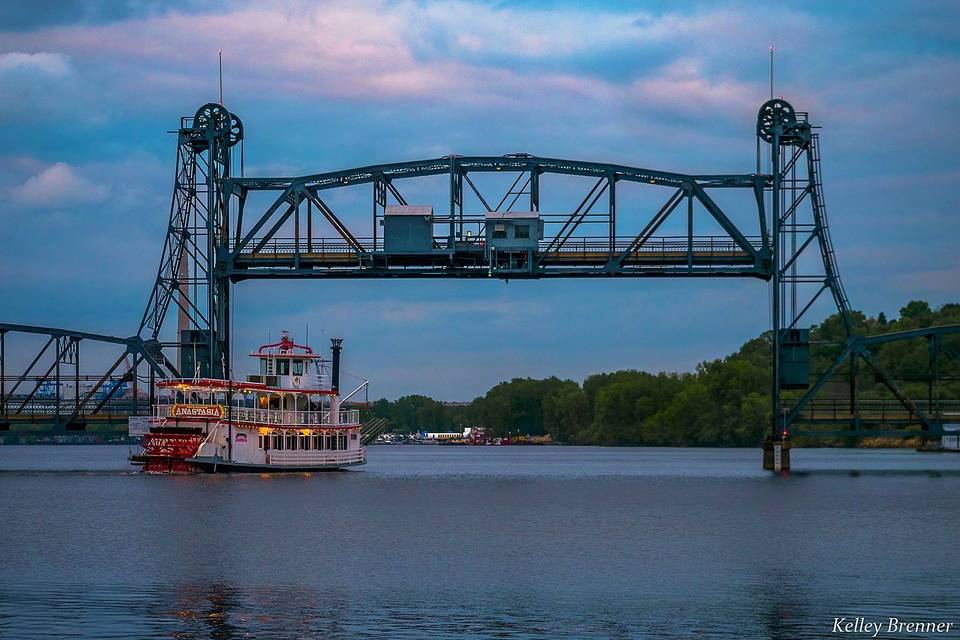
(155, 405, 360, 427)
(264, 448, 366, 467)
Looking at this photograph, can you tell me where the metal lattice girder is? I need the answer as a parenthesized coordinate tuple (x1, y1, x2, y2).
(227, 156, 761, 192)
(15, 336, 76, 414)
(614, 188, 685, 265)
(0, 323, 175, 425)
(0, 324, 170, 377)
(537, 176, 609, 263)
(784, 325, 960, 434)
(222, 152, 773, 285)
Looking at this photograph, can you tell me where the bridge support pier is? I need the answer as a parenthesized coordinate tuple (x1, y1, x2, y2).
(762, 437, 791, 471)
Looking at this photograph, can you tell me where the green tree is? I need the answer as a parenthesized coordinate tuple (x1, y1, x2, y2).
(368, 299, 958, 447)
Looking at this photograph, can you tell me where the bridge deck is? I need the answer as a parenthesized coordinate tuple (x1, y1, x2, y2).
(786, 399, 960, 437)
(229, 235, 763, 275)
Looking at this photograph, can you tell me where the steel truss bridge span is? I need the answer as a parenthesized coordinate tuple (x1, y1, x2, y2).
(221, 154, 771, 281)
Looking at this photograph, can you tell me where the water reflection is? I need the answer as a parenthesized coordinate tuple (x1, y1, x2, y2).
(3, 571, 960, 639)
(788, 469, 960, 477)
(163, 583, 242, 640)
(752, 565, 814, 640)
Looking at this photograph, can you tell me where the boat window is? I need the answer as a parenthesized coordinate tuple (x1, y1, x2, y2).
(286, 434, 296, 450)
(312, 435, 320, 449)
(300, 435, 310, 450)
(326, 434, 335, 450)
(338, 434, 347, 450)
(277, 359, 290, 375)
(514, 224, 530, 239)
(351, 432, 357, 440)
(260, 359, 267, 375)
(293, 359, 304, 376)
(272, 434, 282, 450)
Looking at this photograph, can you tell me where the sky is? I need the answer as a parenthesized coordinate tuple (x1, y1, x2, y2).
(0, 0, 958, 400)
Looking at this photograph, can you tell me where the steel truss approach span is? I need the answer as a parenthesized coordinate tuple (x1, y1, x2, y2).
(0, 324, 173, 430)
(3, 99, 960, 438)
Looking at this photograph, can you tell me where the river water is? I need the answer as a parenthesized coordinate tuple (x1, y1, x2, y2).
(1, 445, 959, 639)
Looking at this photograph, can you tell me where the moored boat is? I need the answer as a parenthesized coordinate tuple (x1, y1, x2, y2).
(130, 332, 366, 473)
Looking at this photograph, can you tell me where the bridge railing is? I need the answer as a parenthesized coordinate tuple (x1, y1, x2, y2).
(787, 398, 960, 422)
(229, 235, 765, 256)
(5, 397, 144, 418)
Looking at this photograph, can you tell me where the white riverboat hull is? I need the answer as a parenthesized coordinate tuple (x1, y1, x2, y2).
(186, 455, 366, 473)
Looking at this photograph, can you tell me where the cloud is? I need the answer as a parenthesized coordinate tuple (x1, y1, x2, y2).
(626, 58, 758, 118)
(0, 50, 104, 122)
(0, 51, 70, 75)
(10, 162, 110, 207)
(891, 266, 960, 297)
(0, 2, 764, 117)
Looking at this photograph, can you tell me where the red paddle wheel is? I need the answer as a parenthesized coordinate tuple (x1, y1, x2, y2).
(130, 427, 204, 474)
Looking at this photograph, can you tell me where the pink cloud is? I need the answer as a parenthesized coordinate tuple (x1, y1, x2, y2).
(0, 2, 763, 115)
(9, 162, 110, 207)
(628, 58, 759, 118)
(891, 267, 960, 295)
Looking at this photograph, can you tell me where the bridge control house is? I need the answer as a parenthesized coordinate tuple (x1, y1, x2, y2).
(485, 211, 543, 267)
(383, 205, 434, 254)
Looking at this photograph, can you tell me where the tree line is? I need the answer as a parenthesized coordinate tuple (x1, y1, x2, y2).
(367, 301, 960, 446)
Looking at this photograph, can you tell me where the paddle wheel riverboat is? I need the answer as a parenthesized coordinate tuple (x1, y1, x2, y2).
(131, 333, 366, 473)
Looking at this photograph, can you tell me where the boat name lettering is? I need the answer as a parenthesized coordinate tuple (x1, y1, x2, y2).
(171, 404, 224, 419)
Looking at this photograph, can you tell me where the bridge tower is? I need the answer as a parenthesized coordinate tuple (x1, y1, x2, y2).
(759, 98, 852, 464)
(139, 103, 243, 379)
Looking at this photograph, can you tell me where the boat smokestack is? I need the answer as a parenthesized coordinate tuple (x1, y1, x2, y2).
(330, 338, 343, 393)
